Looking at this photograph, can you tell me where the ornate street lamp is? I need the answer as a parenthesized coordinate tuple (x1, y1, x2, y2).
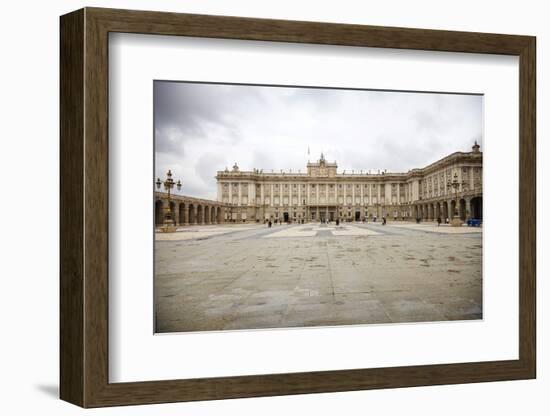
(446, 170, 467, 227)
(156, 169, 181, 232)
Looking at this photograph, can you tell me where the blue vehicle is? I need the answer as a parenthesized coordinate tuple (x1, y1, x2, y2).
(467, 218, 482, 227)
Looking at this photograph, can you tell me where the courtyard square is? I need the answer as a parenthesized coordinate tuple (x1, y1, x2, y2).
(155, 222, 482, 332)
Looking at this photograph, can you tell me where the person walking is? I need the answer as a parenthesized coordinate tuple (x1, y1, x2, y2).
(437, 217, 442, 227)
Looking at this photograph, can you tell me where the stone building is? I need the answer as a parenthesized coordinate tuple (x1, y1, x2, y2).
(215, 143, 483, 223)
(154, 193, 231, 226)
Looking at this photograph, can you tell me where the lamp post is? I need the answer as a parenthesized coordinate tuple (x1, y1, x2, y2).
(446, 170, 466, 227)
(156, 169, 181, 232)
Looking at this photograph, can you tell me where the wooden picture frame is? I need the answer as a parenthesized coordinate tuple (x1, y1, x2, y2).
(60, 7, 536, 408)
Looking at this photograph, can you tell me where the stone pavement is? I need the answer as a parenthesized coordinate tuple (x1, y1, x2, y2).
(155, 222, 482, 333)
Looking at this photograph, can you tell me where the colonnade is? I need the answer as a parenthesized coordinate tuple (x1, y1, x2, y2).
(155, 194, 228, 226)
(412, 196, 482, 222)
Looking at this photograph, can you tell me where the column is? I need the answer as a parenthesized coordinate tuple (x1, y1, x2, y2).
(289, 182, 293, 207)
(228, 182, 233, 204)
(178, 202, 187, 225)
(397, 183, 400, 205)
(217, 182, 223, 202)
(369, 184, 372, 208)
(238, 182, 242, 206)
(249, 182, 255, 206)
(193, 205, 198, 225)
(260, 183, 265, 203)
(173, 203, 180, 225)
(352, 184, 356, 212)
(270, 183, 274, 207)
(248, 182, 255, 222)
(183, 202, 189, 225)
(260, 184, 265, 220)
(343, 184, 347, 205)
(306, 184, 310, 221)
(412, 180, 419, 201)
(385, 183, 392, 206)
(465, 198, 472, 220)
(316, 183, 319, 204)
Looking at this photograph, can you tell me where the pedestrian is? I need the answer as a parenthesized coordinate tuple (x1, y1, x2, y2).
(268, 220, 272, 228)
(382, 217, 387, 225)
(437, 217, 442, 227)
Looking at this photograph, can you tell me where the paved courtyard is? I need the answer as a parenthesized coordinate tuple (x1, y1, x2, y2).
(155, 222, 482, 333)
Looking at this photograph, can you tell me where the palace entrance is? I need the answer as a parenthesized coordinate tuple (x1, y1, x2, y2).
(355, 211, 361, 221)
(309, 205, 337, 223)
(283, 212, 289, 223)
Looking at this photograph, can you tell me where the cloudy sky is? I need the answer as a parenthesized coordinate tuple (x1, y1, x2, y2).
(154, 81, 482, 200)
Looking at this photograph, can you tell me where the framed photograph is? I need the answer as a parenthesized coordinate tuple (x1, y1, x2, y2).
(60, 7, 536, 407)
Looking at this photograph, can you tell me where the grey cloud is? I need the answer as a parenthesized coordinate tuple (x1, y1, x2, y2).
(195, 152, 226, 185)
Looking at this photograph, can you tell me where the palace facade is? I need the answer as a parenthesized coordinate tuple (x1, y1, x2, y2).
(214, 143, 483, 224)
